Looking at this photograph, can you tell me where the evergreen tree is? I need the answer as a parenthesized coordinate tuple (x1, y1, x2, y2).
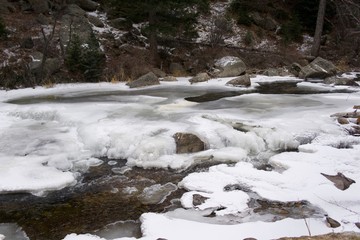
(66, 34, 82, 72)
(107, 0, 209, 65)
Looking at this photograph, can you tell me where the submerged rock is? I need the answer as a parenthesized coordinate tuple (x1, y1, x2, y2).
(126, 72, 160, 88)
(173, 132, 205, 154)
(138, 183, 177, 205)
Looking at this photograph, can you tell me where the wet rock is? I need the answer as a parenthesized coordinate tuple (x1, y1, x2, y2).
(324, 76, 359, 86)
(325, 215, 341, 228)
(161, 76, 178, 82)
(226, 74, 251, 87)
(138, 183, 177, 205)
(223, 183, 251, 192)
(214, 56, 247, 78)
(173, 132, 205, 154)
(299, 57, 337, 80)
(321, 172, 355, 190)
(337, 117, 349, 125)
(354, 105, 360, 110)
(192, 194, 209, 206)
(189, 72, 210, 84)
(87, 15, 104, 28)
(126, 72, 160, 88)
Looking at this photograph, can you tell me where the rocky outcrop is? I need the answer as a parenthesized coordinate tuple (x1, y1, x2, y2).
(299, 57, 337, 80)
(126, 72, 160, 88)
(226, 74, 251, 87)
(152, 68, 166, 78)
(28, 0, 49, 14)
(214, 56, 247, 78)
(324, 76, 359, 86)
(189, 72, 210, 84)
(173, 132, 205, 154)
(109, 18, 132, 31)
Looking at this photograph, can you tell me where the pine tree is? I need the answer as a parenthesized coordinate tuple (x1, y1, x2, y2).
(66, 34, 82, 72)
(107, 0, 209, 65)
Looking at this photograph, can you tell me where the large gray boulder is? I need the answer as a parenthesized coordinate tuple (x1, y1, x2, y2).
(299, 57, 337, 80)
(214, 56, 247, 78)
(126, 72, 160, 88)
(189, 72, 210, 84)
(169, 62, 186, 76)
(226, 74, 251, 87)
(60, 5, 93, 50)
(173, 132, 205, 154)
(87, 14, 104, 28)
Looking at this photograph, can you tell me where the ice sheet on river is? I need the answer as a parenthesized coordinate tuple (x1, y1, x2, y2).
(1, 76, 360, 239)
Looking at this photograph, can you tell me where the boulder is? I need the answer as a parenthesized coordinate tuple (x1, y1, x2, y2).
(324, 76, 359, 86)
(76, 0, 99, 11)
(109, 18, 132, 31)
(43, 58, 62, 76)
(126, 72, 160, 88)
(214, 56, 246, 78)
(29, 51, 44, 71)
(161, 76, 178, 82)
(87, 15, 104, 28)
(189, 72, 210, 84)
(28, 0, 49, 14)
(250, 12, 277, 31)
(169, 62, 186, 76)
(289, 62, 302, 77)
(226, 74, 251, 87)
(299, 57, 337, 80)
(173, 132, 205, 154)
(337, 117, 349, 125)
(60, 5, 93, 51)
(152, 68, 166, 78)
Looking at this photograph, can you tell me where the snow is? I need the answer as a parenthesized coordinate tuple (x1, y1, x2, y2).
(1, 75, 360, 239)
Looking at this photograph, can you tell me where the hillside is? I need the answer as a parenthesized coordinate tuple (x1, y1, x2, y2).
(0, 0, 359, 89)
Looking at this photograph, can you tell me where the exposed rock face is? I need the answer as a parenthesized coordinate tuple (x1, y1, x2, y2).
(173, 132, 205, 154)
(337, 117, 349, 125)
(299, 57, 337, 80)
(189, 72, 210, 84)
(214, 56, 247, 78)
(324, 76, 359, 86)
(226, 74, 251, 87)
(126, 72, 160, 88)
(321, 172, 356, 190)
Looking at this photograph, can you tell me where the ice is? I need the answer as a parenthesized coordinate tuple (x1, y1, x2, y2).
(1, 76, 360, 239)
(0, 223, 29, 240)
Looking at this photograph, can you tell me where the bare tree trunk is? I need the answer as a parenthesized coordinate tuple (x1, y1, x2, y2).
(311, 0, 327, 57)
(148, 8, 160, 66)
